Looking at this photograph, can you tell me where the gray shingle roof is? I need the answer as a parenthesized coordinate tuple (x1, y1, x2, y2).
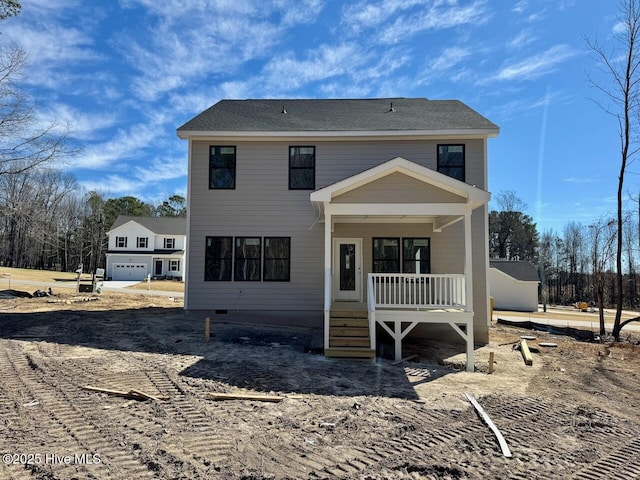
(109, 216, 186, 235)
(490, 260, 539, 282)
(177, 98, 499, 134)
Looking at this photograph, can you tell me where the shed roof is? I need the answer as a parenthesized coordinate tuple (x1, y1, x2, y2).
(177, 98, 499, 135)
(490, 260, 539, 282)
(108, 216, 186, 235)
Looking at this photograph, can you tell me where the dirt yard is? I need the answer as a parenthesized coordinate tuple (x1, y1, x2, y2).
(0, 290, 639, 479)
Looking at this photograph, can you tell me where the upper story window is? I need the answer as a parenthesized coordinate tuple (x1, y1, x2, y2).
(205, 236, 232, 281)
(289, 146, 315, 190)
(116, 236, 127, 248)
(164, 238, 175, 249)
(137, 237, 148, 248)
(437, 144, 465, 182)
(210, 146, 236, 189)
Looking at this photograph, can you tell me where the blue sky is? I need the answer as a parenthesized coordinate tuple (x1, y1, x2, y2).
(3, 0, 630, 233)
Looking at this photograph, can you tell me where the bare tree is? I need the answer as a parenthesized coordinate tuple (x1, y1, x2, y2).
(589, 219, 618, 335)
(587, 0, 640, 339)
(0, 44, 73, 177)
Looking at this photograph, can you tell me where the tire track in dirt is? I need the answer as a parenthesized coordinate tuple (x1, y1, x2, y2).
(572, 437, 640, 480)
(52, 348, 237, 472)
(0, 340, 161, 479)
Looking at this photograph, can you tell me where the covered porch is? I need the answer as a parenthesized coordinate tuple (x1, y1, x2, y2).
(310, 157, 490, 372)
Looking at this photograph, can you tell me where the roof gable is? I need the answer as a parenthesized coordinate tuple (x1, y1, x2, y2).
(310, 157, 490, 208)
(108, 216, 186, 236)
(177, 98, 499, 137)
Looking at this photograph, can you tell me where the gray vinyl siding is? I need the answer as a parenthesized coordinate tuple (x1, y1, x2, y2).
(333, 172, 466, 204)
(186, 138, 488, 337)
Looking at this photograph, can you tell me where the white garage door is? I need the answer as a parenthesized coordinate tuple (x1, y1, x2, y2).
(112, 263, 148, 280)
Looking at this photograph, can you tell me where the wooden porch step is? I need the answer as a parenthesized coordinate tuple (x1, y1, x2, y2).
(329, 326, 369, 337)
(329, 337, 371, 347)
(329, 310, 367, 319)
(330, 318, 368, 328)
(324, 347, 376, 359)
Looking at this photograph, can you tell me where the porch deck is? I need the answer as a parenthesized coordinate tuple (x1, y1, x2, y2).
(325, 274, 475, 372)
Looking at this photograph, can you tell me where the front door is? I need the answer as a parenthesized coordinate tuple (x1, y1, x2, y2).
(333, 238, 362, 301)
(155, 260, 163, 276)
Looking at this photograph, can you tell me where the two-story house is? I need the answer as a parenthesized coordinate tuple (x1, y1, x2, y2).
(177, 98, 499, 370)
(105, 216, 186, 281)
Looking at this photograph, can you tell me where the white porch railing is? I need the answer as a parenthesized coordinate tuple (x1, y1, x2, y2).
(366, 272, 474, 371)
(369, 273, 466, 309)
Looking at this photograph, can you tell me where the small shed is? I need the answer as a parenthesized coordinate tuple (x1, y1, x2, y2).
(489, 259, 539, 312)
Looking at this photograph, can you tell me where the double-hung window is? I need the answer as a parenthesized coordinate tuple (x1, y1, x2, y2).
(289, 146, 315, 190)
(164, 238, 175, 249)
(205, 236, 232, 281)
(210, 146, 236, 189)
(437, 144, 465, 182)
(137, 237, 148, 248)
(116, 237, 127, 248)
(234, 237, 261, 281)
(169, 260, 180, 272)
(263, 237, 290, 281)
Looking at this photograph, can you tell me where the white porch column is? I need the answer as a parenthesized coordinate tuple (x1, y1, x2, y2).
(323, 204, 332, 350)
(464, 212, 475, 372)
(464, 212, 474, 313)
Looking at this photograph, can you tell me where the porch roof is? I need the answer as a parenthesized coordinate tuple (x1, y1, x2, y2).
(310, 157, 490, 208)
(311, 157, 489, 231)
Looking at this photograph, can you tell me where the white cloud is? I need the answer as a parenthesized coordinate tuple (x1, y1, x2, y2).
(613, 21, 626, 35)
(38, 104, 119, 141)
(430, 46, 471, 71)
(133, 157, 187, 182)
(493, 44, 576, 81)
(379, 0, 490, 44)
(119, 1, 328, 102)
(341, 0, 489, 44)
(512, 0, 529, 14)
(262, 44, 370, 91)
(342, 0, 428, 31)
(72, 123, 160, 170)
(79, 175, 144, 195)
(563, 177, 593, 184)
(507, 29, 537, 50)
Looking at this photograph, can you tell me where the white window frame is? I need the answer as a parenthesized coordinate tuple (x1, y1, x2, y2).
(169, 260, 180, 272)
(116, 236, 127, 248)
(164, 238, 175, 249)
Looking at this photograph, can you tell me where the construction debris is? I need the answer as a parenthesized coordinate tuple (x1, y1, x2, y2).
(488, 351, 495, 374)
(206, 392, 286, 402)
(539, 342, 558, 348)
(82, 385, 168, 401)
(520, 340, 533, 366)
(465, 392, 512, 458)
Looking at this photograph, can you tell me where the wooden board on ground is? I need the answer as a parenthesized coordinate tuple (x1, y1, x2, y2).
(207, 392, 285, 402)
(520, 340, 533, 366)
(82, 385, 168, 401)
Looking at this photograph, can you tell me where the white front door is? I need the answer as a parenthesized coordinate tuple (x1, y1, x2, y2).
(333, 238, 362, 302)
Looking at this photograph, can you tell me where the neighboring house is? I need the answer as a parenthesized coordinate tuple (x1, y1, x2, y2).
(105, 216, 186, 282)
(489, 259, 539, 312)
(177, 98, 499, 371)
